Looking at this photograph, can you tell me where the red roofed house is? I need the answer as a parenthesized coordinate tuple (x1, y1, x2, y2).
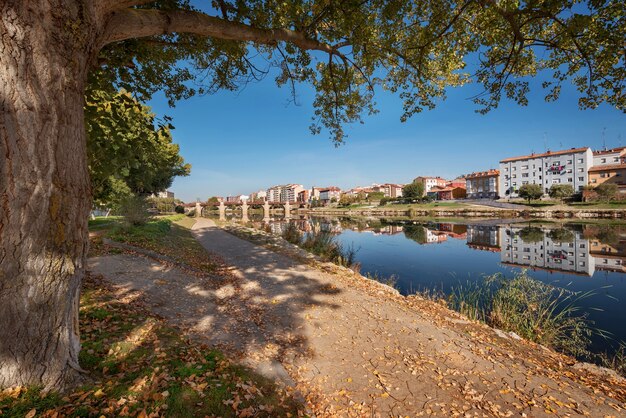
(466, 169, 500, 199)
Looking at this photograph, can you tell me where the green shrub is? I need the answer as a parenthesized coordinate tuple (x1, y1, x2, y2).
(119, 195, 152, 226)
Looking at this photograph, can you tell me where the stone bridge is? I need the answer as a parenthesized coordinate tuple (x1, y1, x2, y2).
(192, 200, 308, 222)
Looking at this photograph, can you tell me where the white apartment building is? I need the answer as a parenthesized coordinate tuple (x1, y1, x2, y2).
(266, 184, 304, 203)
(499, 226, 595, 276)
(499, 147, 592, 197)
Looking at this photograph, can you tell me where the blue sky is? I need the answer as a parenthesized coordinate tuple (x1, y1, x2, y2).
(148, 61, 625, 202)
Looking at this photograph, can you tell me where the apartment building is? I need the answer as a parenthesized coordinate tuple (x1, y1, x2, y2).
(499, 225, 595, 276)
(266, 184, 304, 202)
(588, 147, 626, 191)
(380, 183, 404, 198)
(297, 189, 309, 203)
(465, 170, 500, 199)
(499, 147, 593, 198)
(249, 190, 267, 202)
(319, 187, 341, 203)
(592, 146, 626, 167)
(154, 190, 174, 199)
(310, 187, 324, 201)
(413, 176, 447, 194)
(225, 194, 248, 202)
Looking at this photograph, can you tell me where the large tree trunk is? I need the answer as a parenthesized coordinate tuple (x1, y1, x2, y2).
(0, 1, 96, 391)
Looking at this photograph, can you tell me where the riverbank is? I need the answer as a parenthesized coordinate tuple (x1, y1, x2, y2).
(205, 218, 626, 415)
(304, 201, 626, 219)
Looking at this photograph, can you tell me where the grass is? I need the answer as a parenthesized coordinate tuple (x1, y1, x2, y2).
(279, 223, 360, 269)
(90, 214, 223, 275)
(0, 275, 302, 417)
(446, 271, 594, 358)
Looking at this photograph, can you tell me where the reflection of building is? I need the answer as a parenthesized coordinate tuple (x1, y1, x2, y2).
(466, 225, 501, 251)
(466, 170, 500, 199)
(588, 231, 626, 272)
(426, 229, 447, 244)
(499, 226, 595, 276)
(435, 223, 467, 239)
(499, 147, 592, 197)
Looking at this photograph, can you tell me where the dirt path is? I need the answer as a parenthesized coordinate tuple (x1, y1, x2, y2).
(89, 218, 626, 416)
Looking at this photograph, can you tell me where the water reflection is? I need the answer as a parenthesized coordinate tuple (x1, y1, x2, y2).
(242, 215, 626, 278)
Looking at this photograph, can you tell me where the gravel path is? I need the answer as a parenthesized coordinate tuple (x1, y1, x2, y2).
(89, 218, 626, 416)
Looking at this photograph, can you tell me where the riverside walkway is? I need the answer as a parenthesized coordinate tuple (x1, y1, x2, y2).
(89, 218, 626, 416)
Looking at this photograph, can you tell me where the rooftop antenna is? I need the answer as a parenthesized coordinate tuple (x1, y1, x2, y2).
(618, 133, 623, 147)
(602, 127, 607, 150)
(543, 132, 548, 152)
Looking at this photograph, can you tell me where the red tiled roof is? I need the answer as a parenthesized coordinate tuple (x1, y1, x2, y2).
(465, 169, 500, 179)
(500, 147, 589, 163)
(588, 163, 626, 172)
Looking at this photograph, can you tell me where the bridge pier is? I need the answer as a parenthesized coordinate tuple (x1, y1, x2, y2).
(241, 200, 249, 223)
(195, 201, 201, 218)
(283, 202, 291, 219)
(218, 201, 226, 221)
(263, 201, 271, 221)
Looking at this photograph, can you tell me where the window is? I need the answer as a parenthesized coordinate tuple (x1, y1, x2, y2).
(512, 182, 517, 186)
(553, 161, 561, 166)
(512, 174, 517, 178)
(513, 166, 517, 171)
(552, 179, 561, 184)
(601, 158, 607, 163)
(614, 157, 619, 162)
(505, 167, 509, 171)
(522, 181, 529, 185)
(578, 158, 583, 163)
(539, 167, 542, 172)
(577, 168, 584, 172)
(600, 173, 607, 178)
(567, 159, 572, 164)
(579, 243, 585, 248)
(579, 261, 586, 267)
(539, 175, 542, 180)
(567, 169, 572, 173)
(505, 182, 509, 186)
(578, 177, 584, 181)
(532, 164, 536, 169)
(568, 178, 573, 182)
(522, 165, 529, 169)
(522, 173, 529, 177)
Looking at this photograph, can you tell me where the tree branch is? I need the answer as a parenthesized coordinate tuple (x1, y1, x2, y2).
(99, 0, 155, 15)
(101, 8, 337, 55)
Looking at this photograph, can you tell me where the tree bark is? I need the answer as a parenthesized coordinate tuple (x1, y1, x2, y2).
(0, 1, 97, 391)
(0, 0, 334, 392)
